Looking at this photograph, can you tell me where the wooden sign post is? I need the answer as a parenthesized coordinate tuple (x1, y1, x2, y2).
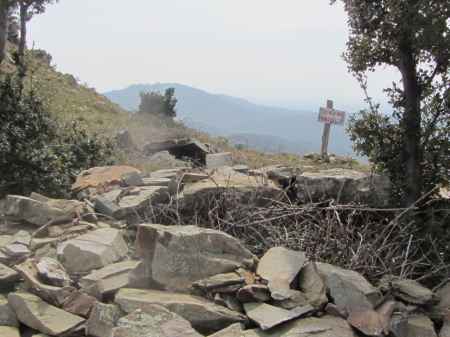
(318, 100, 346, 158)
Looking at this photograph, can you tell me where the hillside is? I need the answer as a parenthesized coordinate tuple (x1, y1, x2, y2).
(104, 83, 355, 156)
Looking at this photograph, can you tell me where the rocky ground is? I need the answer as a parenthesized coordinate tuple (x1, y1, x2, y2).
(0, 140, 447, 337)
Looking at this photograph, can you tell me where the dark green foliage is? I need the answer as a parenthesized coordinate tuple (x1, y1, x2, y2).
(335, 0, 450, 204)
(0, 76, 115, 198)
(138, 88, 177, 118)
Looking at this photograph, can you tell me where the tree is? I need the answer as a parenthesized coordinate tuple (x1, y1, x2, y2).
(334, 0, 450, 205)
(0, 0, 16, 65)
(138, 88, 177, 118)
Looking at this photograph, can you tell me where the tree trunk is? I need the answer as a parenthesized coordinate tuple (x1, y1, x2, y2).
(399, 48, 423, 206)
(18, 2, 27, 65)
(0, 1, 9, 65)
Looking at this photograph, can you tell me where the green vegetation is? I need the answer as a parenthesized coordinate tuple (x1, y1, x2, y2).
(138, 87, 177, 118)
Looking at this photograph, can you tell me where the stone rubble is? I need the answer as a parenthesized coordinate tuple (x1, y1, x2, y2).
(0, 156, 444, 337)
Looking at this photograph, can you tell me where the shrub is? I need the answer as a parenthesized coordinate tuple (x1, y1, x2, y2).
(0, 76, 115, 198)
(138, 88, 177, 118)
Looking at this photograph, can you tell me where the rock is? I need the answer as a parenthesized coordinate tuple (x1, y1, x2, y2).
(15, 259, 75, 306)
(207, 153, 233, 168)
(434, 282, 450, 320)
(257, 247, 308, 301)
(244, 302, 314, 330)
(208, 323, 246, 336)
(244, 315, 357, 337)
(93, 189, 122, 217)
(392, 279, 434, 305)
(327, 273, 373, 317)
(295, 169, 391, 206)
(440, 317, 450, 337)
(86, 302, 124, 337)
(233, 165, 249, 174)
(179, 167, 282, 212)
(143, 138, 210, 165)
(72, 165, 141, 193)
(10, 230, 31, 246)
(8, 292, 85, 336)
(121, 171, 144, 187)
(316, 263, 381, 306)
(0, 195, 83, 226)
(116, 186, 169, 216)
(0, 263, 19, 288)
(58, 228, 128, 273)
(79, 260, 141, 299)
(347, 300, 396, 336)
(112, 306, 204, 337)
(150, 168, 189, 179)
(133, 224, 256, 292)
(298, 262, 328, 308)
(0, 326, 20, 337)
(36, 257, 71, 287)
(142, 177, 172, 187)
(0, 295, 18, 327)
(115, 288, 246, 334)
(193, 272, 245, 292)
(214, 293, 243, 313)
(390, 314, 437, 337)
(237, 284, 271, 303)
(181, 172, 210, 183)
(2, 243, 30, 258)
(148, 151, 192, 169)
(62, 291, 97, 318)
(272, 290, 310, 310)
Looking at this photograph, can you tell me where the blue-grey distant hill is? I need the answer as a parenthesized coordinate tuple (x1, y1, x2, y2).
(104, 83, 354, 156)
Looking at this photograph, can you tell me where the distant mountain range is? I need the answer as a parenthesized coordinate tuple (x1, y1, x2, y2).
(104, 83, 355, 156)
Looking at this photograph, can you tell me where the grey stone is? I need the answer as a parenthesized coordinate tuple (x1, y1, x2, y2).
(142, 177, 172, 187)
(295, 169, 391, 206)
(133, 224, 256, 292)
(392, 279, 434, 305)
(117, 186, 169, 216)
(112, 307, 203, 337)
(237, 284, 271, 303)
(192, 272, 245, 292)
(36, 257, 71, 287)
(207, 153, 233, 168)
(0, 295, 18, 327)
(115, 288, 246, 335)
(244, 302, 314, 330)
(121, 171, 144, 187)
(58, 228, 128, 273)
(391, 314, 437, 337)
(86, 302, 124, 337)
(434, 282, 450, 320)
(80, 260, 141, 299)
(0, 326, 20, 337)
(298, 262, 328, 308)
(0, 263, 19, 288)
(257, 247, 308, 301)
(2, 243, 30, 258)
(8, 292, 85, 336)
(208, 323, 246, 336)
(316, 263, 381, 306)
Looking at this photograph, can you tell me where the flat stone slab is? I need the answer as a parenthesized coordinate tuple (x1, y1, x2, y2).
(298, 262, 328, 308)
(58, 228, 128, 273)
(391, 314, 437, 337)
(0, 295, 18, 327)
(111, 306, 203, 337)
(72, 165, 141, 192)
(134, 224, 256, 291)
(244, 302, 314, 330)
(87, 302, 124, 337)
(206, 152, 233, 168)
(115, 288, 246, 335)
(80, 260, 141, 299)
(0, 263, 19, 288)
(392, 279, 434, 305)
(257, 247, 308, 301)
(8, 292, 85, 336)
(0, 326, 20, 337)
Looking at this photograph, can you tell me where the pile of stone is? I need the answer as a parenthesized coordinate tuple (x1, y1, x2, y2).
(0, 207, 448, 337)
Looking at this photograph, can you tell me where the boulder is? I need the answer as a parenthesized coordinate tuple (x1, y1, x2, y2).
(8, 292, 85, 336)
(433, 282, 450, 320)
(244, 302, 314, 330)
(316, 263, 381, 306)
(121, 171, 144, 187)
(0, 263, 19, 288)
(390, 314, 437, 337)
(111, 306, 203, 337)
(58, 228, 128, 273)
(61, 291, 97, 318)
(391, 279, 434, 305)
(192, 272, 245, 293)
(295, 169, 390, 206)
(0, 195, 79, 227)
(347, 300, 395, 336)
(0, 326, 20, 337)
(72, 165, 141, 192)
(208, 323, 246, 337)
(257, 247, 308, 301)
(115, 288, 246, 334)
(0, 295, 18, 327)
(206, 153, 233, 168)
(133, 224, 256, 292)
(36, 257, 71, 287)
(237, 285, 271, 303)
(86, 302, 124, 337)
(80, 260, 141, 299)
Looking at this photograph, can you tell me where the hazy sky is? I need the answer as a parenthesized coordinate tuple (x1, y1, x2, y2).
(28, 0, 398, 110)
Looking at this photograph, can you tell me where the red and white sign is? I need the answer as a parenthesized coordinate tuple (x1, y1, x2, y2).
(318, 107, 346, 125)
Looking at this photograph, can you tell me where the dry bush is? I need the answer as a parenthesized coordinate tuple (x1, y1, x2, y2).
(142, 185, 450, 287)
